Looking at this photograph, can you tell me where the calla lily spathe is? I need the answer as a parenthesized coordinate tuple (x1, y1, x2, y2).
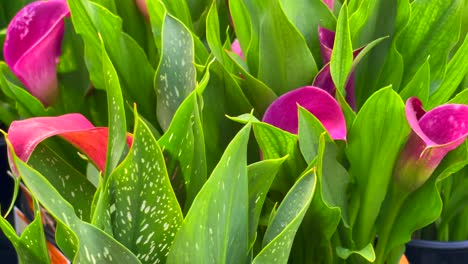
(3, 0, 70, 106)
(7, 114, 132, 172)
(262, 86, 347, 141)
(394, 97, 468, 192)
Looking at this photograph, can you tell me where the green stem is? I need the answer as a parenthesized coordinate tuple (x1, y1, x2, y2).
(374, 184, 409, 264)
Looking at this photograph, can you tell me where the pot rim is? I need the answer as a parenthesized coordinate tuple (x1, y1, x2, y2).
(407, 239, 468, 249)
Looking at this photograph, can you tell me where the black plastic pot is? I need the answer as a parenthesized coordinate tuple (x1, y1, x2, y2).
(405, 239, 468, 264)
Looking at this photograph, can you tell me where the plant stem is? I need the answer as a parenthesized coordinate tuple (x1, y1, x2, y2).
(374, 183, 409, 264)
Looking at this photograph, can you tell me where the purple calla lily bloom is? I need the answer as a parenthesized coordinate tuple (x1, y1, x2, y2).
(315, 27, 362, 109)
(3, 0, 69, 106)
(262, 86, 347, 141)
(394, 97, 468, 192)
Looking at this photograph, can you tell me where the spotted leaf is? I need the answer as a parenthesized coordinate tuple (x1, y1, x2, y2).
(0, 202, 50, 263)
(155, 14, 196, 131)
(167, 124, 251, 263)
(8, 141, 141, 263)
(252, 169, 316, 264)
(109, 113, 183, 263)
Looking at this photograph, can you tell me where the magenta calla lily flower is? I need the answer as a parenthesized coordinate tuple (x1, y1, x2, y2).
(3, 0, 70, 106)
(394, 97, 468, 192)
(7, 114, 133, 172)
(262, 86, 347, 141)
(323, 0, 334, 9)
(315, 27, 362, 109)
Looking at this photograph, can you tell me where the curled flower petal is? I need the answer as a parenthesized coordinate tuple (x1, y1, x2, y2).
(3, 0, 70, 106)
(318, 27, 335, 64)
(262, 86, 347, 140)
(394, 97, 468, 192)
(231, 39, 245, 60)
(7, 114, 132, 171)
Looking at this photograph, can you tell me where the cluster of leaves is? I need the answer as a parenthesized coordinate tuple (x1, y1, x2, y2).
(0, 0, 467, 263)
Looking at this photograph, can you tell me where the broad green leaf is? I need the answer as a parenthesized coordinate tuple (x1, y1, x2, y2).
(201, 62, 252, 173)
(254, 0, 318, 94)
(101, 38, 127, 177)
(253, 122, 307, 193)
(167, 124, 251, 264)
(429, 35, 468, 108)
(206, 2, 226, 64)
(155, 14, 196, 131)
(354, 0, 409, 107)
(28, 144, 96, 221)
(439, 169, 468, 230)
(346, 87, 409, 247)
(279, 0, 336, 65)
(247, 158, 286, 245)
(186, 0, 211, 22)
(228, 0, 252, 55)
(348, 0, 379, 42)
(330, 4, 353, 95)
(296, 134, 350, 262)
(158, 91, 207, 211)
(9, 144, 141, 263)
(109, 113, 183, 263)
(375, 42, 404, 92)
(336, 243, 376, 262)
(114, 0, 148, 52)
(399, 59, 430, 105)
(67, 0, 156, 123)
(396, 0, 464, 91)
(225, 51, 277, 115)
(252, 169, 316, 264)
(384, 176, 442, 257)
(0, 203, 50, 263)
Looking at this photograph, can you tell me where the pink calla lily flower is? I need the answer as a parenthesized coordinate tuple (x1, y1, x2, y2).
(262, 86, 347, 141)
(7, 114, 132, 172)
(394, 97, 468, 192)
(3, 0, 70, 106)
(323, 0, 334, 10)
(314, 27, 362, 109)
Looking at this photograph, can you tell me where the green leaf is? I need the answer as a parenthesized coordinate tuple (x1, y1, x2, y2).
(167, 124, 251, 264)
(155, 14, 197, 131)
(448, 88, 468, 105)
(0, 202, 50, 264)
(228, 0, 252, 56)
(252, 169, 316, 264)
(160, 0, 193, 30)
(336, 243, 376, 262)
(254, 0, 318, 94)
(348, 0, 379, 42)
(225, 51, 277, 115)
(399, 58, 430, 105)
(247, 157, 287, 245)
(330, 4, 354, 95)
(67, 0, 156, 123)
(158, 91, 207, 211)
(396, 0, 464, 92)
(9, 143, 141, 263)
(114, 0, 148, 52)
(28, 144, 96, 221)
(346, 87, 409, 247)
(253, 122, 307, 193)
(0, 63, 50, 118)
(429, 34, 468, 108)
(279, 0, 336, 66)
(201, 62, 252, 173)
(297, 106, 329, 164)
(101, 37, 127, 177)
(108, 112, 183, 263)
